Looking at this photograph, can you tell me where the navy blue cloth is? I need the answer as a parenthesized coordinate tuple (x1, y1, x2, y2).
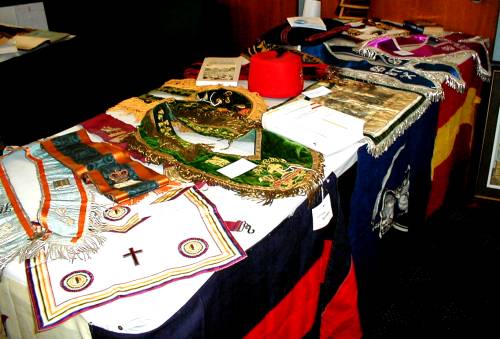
(348, 103, 439, 294)
(302, 43, 440, 91)
(90, 173, 353, 338)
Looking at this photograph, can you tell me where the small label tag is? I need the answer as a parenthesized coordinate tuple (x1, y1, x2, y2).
(113, 179, 142, 189)
(217, 158, 257, 179)
(394, 50, 414, 56)
(303, 86, 332, 98)
(312, 193, 333, 230)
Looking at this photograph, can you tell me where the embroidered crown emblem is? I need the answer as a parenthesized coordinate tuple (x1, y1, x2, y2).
(109, 168, 130, 183)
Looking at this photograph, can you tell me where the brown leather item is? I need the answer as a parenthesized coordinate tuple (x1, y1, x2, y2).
(304, 25, 352, 43)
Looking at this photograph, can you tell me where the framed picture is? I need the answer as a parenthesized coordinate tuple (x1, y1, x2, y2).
(475, 69, 500, 201)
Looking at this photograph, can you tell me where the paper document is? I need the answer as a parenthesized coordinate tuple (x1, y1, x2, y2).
(287, 16, 326, 31)
(217, 159, 257, 178)
(262, 99, 365, 155)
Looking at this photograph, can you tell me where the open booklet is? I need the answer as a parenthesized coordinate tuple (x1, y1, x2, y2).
(0, 23, 71, 51)
(12, 29, 71, 50)
(0, 36, 18, 54)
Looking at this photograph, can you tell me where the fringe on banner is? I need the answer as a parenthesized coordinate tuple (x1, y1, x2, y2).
(338, 67, 445, 103)
(364, 98, 432, 158)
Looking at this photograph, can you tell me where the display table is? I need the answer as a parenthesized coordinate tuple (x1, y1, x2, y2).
(0, 21, 489, 338)
(0, 84, 362, 338)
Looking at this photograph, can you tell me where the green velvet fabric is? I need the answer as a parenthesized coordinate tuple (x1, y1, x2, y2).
(129, 100, 323, 200)
(261, 130, 314, 168)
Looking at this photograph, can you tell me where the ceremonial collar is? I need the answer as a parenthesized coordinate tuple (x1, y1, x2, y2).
(127, 101, 324, 204)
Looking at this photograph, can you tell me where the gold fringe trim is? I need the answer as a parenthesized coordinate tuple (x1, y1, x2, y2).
(126, 132, 324, 205)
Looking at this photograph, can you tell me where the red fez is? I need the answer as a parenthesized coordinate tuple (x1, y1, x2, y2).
(248, 51, 303, 98)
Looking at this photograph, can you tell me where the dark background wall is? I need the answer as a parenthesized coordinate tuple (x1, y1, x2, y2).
(370, 0, 499, 46)
(3, 0, 499, 147)
(1, 0, 232, 146)
(45, 2, 203, 86)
